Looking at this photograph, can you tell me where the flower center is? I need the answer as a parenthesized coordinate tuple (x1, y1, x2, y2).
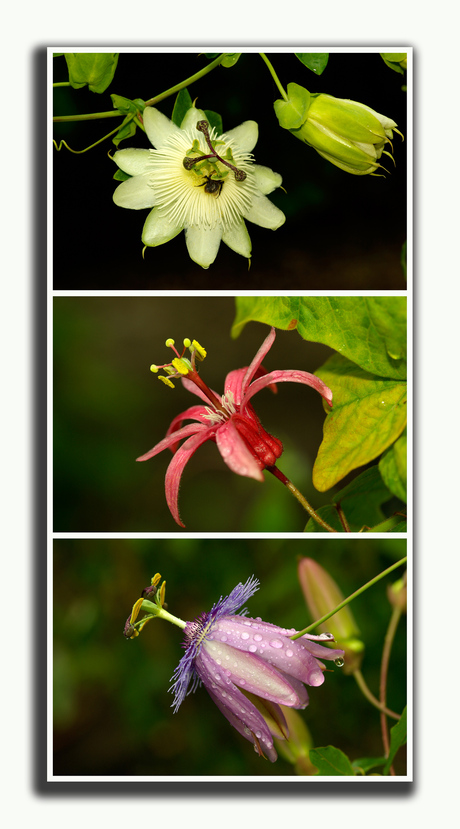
(146, 121, 256, 232)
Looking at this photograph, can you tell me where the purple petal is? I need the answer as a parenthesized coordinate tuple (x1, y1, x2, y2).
(209, 617, 327, 687)
(136, 422, 208, 462)
(201, 639, 303, 705)
(215, 419, 265, 481)
(243, 369, 333, 408)
(204, 684, 279, 762)
(164, 430, 215, 526)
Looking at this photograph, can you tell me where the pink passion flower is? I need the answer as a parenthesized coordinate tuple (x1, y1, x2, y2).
(137, 327, 333, 526)
(170, 576, 345, 762)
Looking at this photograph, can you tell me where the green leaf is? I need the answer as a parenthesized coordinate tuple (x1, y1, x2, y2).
(232, 296, 407, 380)
(381, 53, 406, 74)
(313, 353, 407, 491)
(379, 429, 407, 502)
(352, 756, 387, 775)
(64, 53, 119, 93)
(274, 82, 311, 130)
(295, 53, 329, 75)
(221, 53, 241, 68)
(111, 94, 145, 116)
(305, 466, 393, 532)
(172, 88, 194, 127)
(113, 169, 131, 181)
(204, 110, 223, 135)
(309, 746, 356, 776)
(383, 707, 407, 774)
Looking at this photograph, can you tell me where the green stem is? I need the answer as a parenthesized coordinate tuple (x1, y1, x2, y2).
(259, 53, 288, 101)
(141, 599, 186, 630)
(53, 123, 126, 154)
(144, 53, 227, 107)
(353, 669, 400, 720)
(53, 81, 71, 87)
(291, 556, 407, 639)
(267, 466, 338, 532)
(53, 109, 124, 123)
(380, 605, 403, 774)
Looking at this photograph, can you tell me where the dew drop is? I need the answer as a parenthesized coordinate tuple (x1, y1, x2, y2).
(254, 634, 263, 642)
(240, 678, 246, 685)
(249, 644, 257, 652)
(270, 639, 283, 649)
(335, 657, 345, 667)
(241, 632, 250, 640)
(255, 731, 262, 739)
(286, 649, 293, 658)
(221, 635, 227, 643)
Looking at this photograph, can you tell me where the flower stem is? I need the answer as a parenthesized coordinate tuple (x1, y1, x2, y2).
(259, 53, 288, 101)
(267, 466, 338, 532)
(353, 669, 400, 720)
(291, 556, 407, 639)
(53, 109, 124, 123)
(144, 53, 227, 107)
(141, 598, 186, 630)
(53, 123, 126, 154)
(380, 605, 403, 774)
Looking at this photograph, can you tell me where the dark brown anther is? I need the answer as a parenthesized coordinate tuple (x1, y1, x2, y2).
(234, 169, 247, 181)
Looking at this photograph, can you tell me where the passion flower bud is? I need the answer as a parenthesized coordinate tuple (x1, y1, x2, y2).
(275, 83, 402, 175)
(273, 706, 318, 775)
(387, 571, 407, 612)
(297, 557, 364, 673)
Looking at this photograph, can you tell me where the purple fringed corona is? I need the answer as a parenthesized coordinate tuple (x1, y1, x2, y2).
(170, 576, 344, 762)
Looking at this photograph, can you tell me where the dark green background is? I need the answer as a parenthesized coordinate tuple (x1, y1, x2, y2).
(53, 51, 407, 291)
(53, 536, 407, 777)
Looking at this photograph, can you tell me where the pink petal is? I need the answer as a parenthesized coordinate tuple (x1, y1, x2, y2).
(241, 327, 276, 393)
(242, 369, 333, 408)
(215, 419, 265, 481)
(136, 422, 209, 462)
(223, 367, 248, 406)
(164, 429, 216, 526)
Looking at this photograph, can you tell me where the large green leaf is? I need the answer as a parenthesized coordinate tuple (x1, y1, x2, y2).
(379, 429, 407, 502)
(64, 53, 119, 93)
(295, 53, 329, 74)
(383, 707, 407, 774)
(309, 746, 356, 776)
(232, 296, 406, 380)
(313, 353, 407, 491)
(305, 466, 393, 532)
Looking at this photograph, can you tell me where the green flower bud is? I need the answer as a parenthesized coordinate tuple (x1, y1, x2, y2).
(273, 707, 318, 775)
(276, 85, 402, 175)
(297, 557, 365, 674)
(387, 571, 407, 612)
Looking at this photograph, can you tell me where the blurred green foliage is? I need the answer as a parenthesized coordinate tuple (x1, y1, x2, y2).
(53, 537, 407, 777)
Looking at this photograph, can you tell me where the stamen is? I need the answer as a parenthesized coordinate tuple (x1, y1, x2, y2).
(188, 120, 247, 181)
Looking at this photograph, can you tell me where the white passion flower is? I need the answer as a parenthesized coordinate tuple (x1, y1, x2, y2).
(112, 106, 286, 269)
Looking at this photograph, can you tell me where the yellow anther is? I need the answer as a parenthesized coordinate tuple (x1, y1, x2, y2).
(159, 581, 166, 607)
(165, 338, 175, 347)
(191, 340, 207, 361)
(159, 376, 175, 388)
(150, 364, 159, 373)
(151, 573, 162, 588)
(130, 597, 144, 625)
(137, 616, 154, 633)
(128, 628, 139, 639)
(183, 338, 192, 348)
(172, 357, 191, 375)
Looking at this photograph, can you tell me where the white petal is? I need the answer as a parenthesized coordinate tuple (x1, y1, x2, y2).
(252, 164, 283, 195)
(143, 106, 180, 149)
(222, 220, 252, 258)
(113, 174, 156, 209)
(180, 107, 207, 131)
(113, 148, 151, 176)
(185, 225, 222, 269)
(142, 208, 183, 246)
(244, 192, 286, 230)
(224, 120, 258, 153)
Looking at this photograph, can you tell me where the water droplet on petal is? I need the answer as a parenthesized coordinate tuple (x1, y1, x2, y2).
(254, 634, 263, 642)
(270, 639, 283, 649)
(241, 632, 250, 640)
(286, 648, 293, 657)
(249, 644, 257, 652)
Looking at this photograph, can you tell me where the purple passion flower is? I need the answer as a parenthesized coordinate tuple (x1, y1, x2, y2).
(170, 576, 344, 762)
